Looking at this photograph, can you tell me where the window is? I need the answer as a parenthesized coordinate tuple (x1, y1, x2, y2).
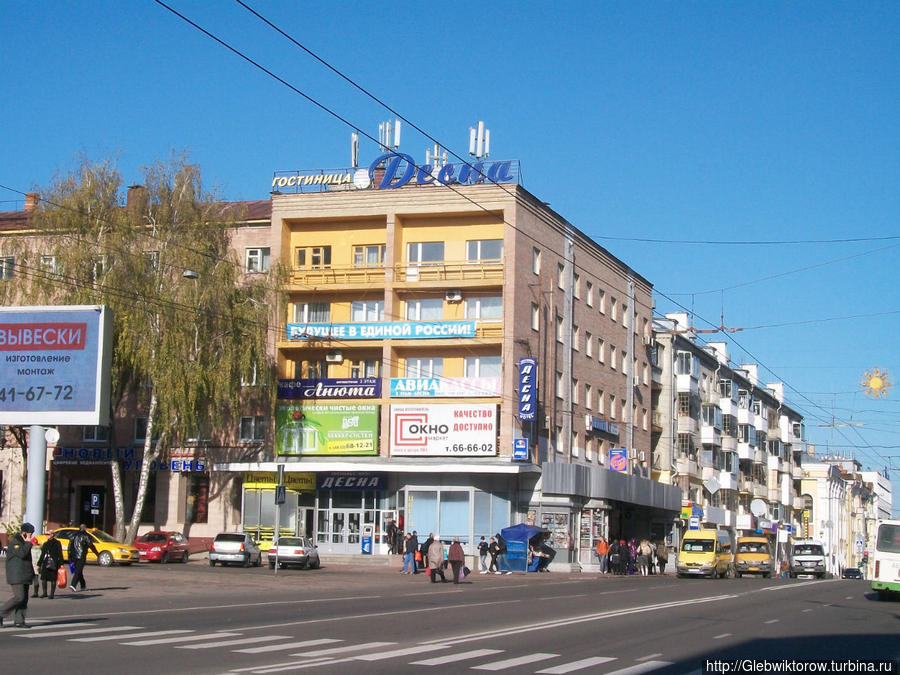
(305, 360, 328, 379)
(239, 416, 266, 442)
(556, 372, 564, 399)
(677, 392, 692, 417)
(92, 255, 105, 282)
(738, 389, 751, 409)
(677, 434, 696, 459)
(407, 242, 444, 264)
(532, 248, 541, 275)
(557, 263, 565, 289)
(598, 338, 605, 364)
(597, 389, 605, 415)
(353, 244, 385, 267)
(464, 296, 502, 320)
(573, 273, 581, 299)
(610, 297, 617, 322)
(296, 246, 332, 269)
(609, 394, 617, 419)
(245, 247, 270, 273)
(573, 325, 579, 351)
(572, 379, 579, 405)
(676, 351, 699, 377)
(465, 355, 501, 378)
(718, 379, 734, 399)
(466, 239, 503, 262)
(82, 426, 108, 442)
(586, 281, 593, 307)
(241, 364, 258, 387)
(738, 424, 753, 444)
(351, 299, 385, 322)
(642, 408, 648, 431)
(585, 384, 592, 409)
(598, 289, 606, 314)
(702, 405, 723, 429)
(585, 332, 592, 357)
(0, 256, 14, 280)
(351, 359, 380, 378)
(609, 346, 616, 370)
(40, 255, 58, 274)
(186, 474, 209, 524)
(531, 303, 540, 331)
(135, 417, 149, 442)
(405, 357, 442, 378)
(723, 415, 736, 437)
(294, 302, 330, 323)
(406, 298, 443, 321)
(556, 315, 563, 343)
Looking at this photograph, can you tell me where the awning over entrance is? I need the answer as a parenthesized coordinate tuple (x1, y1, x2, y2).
(541, 463, 682, 512)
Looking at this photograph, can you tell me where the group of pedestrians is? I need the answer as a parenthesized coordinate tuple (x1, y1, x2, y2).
(594, 536, 668, 575)
(401, 531, 513, 580)
(477, 534, 512, 574)
(1, 522, 99, 628)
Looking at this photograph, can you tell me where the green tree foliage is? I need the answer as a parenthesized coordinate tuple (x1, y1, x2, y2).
(2, 155, 275, 542)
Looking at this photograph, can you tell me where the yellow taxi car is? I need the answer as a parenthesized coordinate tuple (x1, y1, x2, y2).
(35, 527, 140, 566)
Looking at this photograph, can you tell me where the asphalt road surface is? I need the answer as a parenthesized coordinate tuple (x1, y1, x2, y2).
(2, 560, 897, 674)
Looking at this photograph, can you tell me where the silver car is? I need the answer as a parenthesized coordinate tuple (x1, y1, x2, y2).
(208, 532, 262, 568)
(267, 536, 320, 570)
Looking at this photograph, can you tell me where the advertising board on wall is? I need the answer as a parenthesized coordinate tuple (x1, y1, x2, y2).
(390, 404, 497, 456)
(517, 358, 537, 421)
(276, 403, 379, 456)
(286, 320, 475, 341)
(278, 377, 380, 399)
(609, 448, 628, 473)
(389, 376, 500, 398)
(0, 305, 112, 425)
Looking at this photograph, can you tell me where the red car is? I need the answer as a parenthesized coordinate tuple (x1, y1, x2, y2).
(135, 531, 190, 563)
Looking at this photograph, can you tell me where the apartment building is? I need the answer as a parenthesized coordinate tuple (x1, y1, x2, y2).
(651, 313, 805, 555)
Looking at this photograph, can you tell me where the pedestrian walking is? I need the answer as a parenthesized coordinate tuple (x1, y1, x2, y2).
(477, 536, 489, 573)
(427, 537, 447, 583)
(401, 533, 416, 574)
(68, 523, 99, 591)
(595, 537, 610, 573)
(409, 530, 420, 574)
(494, 533, 512, 574)
(37, 531, 64, 598)
(487, 537, 499, 573)
(30, 535, 42, 598)
(448, 537, 465, 584)
(419, 532, 433, 572)
(638, 539, 652, 576)
(386, 519, 398, 554)
(656, 540, 668, 575)
(0, 522, 36, 628)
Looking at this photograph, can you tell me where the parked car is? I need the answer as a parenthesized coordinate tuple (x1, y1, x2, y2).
(267, 537, 320, 570)
(209, 532, 262, 567)
(135, 531, 190, 563)
(841, 567, 863, 579)
(34, 527, 140, 566)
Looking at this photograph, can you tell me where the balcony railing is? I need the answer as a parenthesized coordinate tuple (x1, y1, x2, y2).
(277, 320, 503, 345)
(396, 261, 504, 283)
(290, 265, 387, 286)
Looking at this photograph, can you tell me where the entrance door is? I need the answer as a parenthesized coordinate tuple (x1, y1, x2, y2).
(329, 510, 362, 553)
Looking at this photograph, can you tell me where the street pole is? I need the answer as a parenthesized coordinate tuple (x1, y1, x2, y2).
(24, 425, 48, 535)
(274, 463, 284, 575)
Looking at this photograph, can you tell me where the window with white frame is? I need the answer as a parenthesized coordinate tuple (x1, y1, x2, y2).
(294, 302, 330, 323)
(598, 289, 606, 314)
(598, 338, 605, 363)
(532, 247, 541, 275)
(296, 246, 331, 269)
(464, 355, 501, 378)
(556, 372, 564, 399)
(585, 332, 592, 357)
(406, 298, 443, 321)
(586, 281, 593, 307)
(675, 351, 699, 377)
(557, 263, 565, 289)
(609, 345, 616, 370)
(241, 364, 258, 386)
(351, 359, 380, 378)
(304, 360, 328, 379)
(239, 416, 266, 442)
(405, 357, 443, 378)
(464, 296, 502, 320)
(245, 247, 270, 273)
(351, 299, 385, 322)
(585, 383, 592, 409)
(82, 426, 108, 442)
(573, 325, 579, 351)
(466, 239, 503, 262)
(0, 256, 14, 280)
(40, 255, 58, 274)
(610, 297, 617, 322)
(531, 303, 540, 331)
(353, 244, 385, 267)
(556, 315, 563, 343)
(407, 241, 444, 264)
(573, 273, 581, 299)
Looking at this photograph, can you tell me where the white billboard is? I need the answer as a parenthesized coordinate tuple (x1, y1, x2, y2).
(390, 403, 497, 456)
(0, 305, 112, 425)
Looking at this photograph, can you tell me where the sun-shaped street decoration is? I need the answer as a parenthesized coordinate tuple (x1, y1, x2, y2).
(861, 368, 891, 398)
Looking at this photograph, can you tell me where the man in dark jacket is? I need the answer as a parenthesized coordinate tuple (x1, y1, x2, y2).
(68, 523, 99, 592)
(0, 522, 36, 628)
(495, 533, 512, 574)
(419, 533, 433, 571)
(408, 531, 419, 574)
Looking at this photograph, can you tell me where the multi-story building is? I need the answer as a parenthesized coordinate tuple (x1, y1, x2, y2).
(651, 313, 805, 556)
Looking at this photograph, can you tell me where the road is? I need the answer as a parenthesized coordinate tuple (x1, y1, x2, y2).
(1, 560, 897, 674)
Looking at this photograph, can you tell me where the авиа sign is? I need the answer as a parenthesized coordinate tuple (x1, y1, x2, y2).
(369, 152, 514, 190)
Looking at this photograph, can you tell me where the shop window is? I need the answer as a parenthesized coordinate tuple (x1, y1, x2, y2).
(406, 298, 443, 321)
(186, 474, 209, 524)
(439, 492, 470, 542)
(466, 239, 503, 262)
(408, 490, 438, 535)
(245, 247, 270, 273)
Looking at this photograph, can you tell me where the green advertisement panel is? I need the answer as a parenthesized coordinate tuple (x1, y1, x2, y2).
(276, 403, 379, 456)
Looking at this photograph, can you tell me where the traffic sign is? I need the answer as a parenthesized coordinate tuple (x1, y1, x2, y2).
(275, 485, 286, 505)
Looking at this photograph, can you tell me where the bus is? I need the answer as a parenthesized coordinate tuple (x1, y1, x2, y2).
(871, 519, 900, 600)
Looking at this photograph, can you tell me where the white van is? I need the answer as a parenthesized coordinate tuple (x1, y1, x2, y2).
(790, 539, 827, 578)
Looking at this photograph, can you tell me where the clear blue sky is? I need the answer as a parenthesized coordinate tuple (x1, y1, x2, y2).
(2, 2, 898, 513)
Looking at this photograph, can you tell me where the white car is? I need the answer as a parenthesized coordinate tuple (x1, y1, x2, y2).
(267, 536, 320, 570)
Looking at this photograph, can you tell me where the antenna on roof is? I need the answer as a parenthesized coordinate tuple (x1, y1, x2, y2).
(378, 119, 401, 153)
(469, 121, 490, 158)
(425, 143, 447, 172)
(351, 132, 359, 168)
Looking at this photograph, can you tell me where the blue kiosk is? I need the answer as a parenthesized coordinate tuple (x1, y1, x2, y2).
(501, 523, 548, 573)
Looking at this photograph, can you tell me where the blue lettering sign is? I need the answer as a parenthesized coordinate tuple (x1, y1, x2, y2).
(368, 153, 515, 190)
(518, 358, 538, 422)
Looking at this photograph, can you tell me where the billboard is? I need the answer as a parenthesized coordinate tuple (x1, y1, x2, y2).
(390, 404, 497, 457)
(0, 305, 112, 425)
(275, 403, 378, 456)
(389, 376, 500, 398)
(287, 320, 475, 341)
(277, 377, 380, 399)
(609, 448, 628, 473)
(517, 358, 537, 421)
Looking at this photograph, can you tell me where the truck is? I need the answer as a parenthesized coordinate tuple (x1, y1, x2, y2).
(789, 539, 827, 579)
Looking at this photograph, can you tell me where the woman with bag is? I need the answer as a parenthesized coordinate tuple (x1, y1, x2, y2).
(37, 531, 64, 599)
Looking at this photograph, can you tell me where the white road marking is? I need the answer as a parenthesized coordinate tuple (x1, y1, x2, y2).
(71, 630, 192, 642)
(802, 609, 813, 613)
(16, 625, 141, 638)
(14, 621, 92, 631)
(411, 649, 504, 665)
(472, 652, 558, 670)
(355, 644, 452, 660)
(178, 635, 292, 649)
(714, 633, 732, 639)
(234, 638, 340, 654)
(845, 596, 853, 599)
(295, 641, 395, 658)
(536, 656, 617, 673)
(764, 619, 780, 624)
(635, 653, 663, 661)
(122, 632, 241, 646)
(603, 661, 674, 675)
(758, 580, 837, 592)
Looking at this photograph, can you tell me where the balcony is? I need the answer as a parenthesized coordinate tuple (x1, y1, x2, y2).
(289, 264, 386, 287)
(719, 397, 737, 417)
(677, 415, 698, 434)
(717, 470, 738, 491)
(768, 486, 781, 503)
(767, 455, 782, 473)
(700, 425, 722, 446)
(721, 435, 737, 452)
(753, 448, 766, 465)
(396, 261, 504, 284)
(701, 465, 717, 481)
(676, 456, 699, 476)
(736, 513, 755, 530)
(752, 481, 767, 499)
(737, 442, 755, 461)
(792, 495, 807, 510)
(737, 407, 752, 425)
(676, 373, 699, 396)
(738, 477, 752, 494)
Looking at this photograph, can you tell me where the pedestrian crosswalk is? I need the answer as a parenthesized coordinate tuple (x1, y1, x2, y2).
(13, 620, 673, 673)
